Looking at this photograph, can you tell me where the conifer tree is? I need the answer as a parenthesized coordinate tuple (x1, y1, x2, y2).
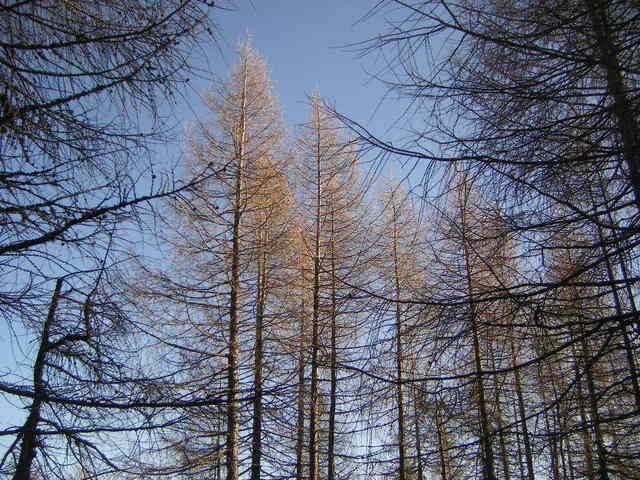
(140, 39, 286, 480)
(372, 182, 426, 480)
(295, 93, 363, 480)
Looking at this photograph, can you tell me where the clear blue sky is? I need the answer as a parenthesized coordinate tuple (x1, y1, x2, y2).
(177, 1, 408, 147)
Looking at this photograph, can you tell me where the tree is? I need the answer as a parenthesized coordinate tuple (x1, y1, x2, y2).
(0, 0, 221, 297)
(140, 39, 288, 480)
(370, 182, 426, 480)
(295, 93, 364, 480)
(244, 140, 293, 480)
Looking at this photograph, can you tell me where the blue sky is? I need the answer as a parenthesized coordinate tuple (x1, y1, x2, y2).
(177, 1, 408, 148)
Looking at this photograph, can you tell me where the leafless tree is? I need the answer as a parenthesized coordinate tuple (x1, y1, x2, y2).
(1, 2, 229, 479)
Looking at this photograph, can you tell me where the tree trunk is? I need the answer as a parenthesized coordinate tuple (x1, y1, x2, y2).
(226, 55, 248, 480)
(13, 278, 63, 480)
(392, 203, 407, 480)
(435, 402, 449, 480)
(295, 297, 306, 480)
(510, 338, 535, 480)
(579, 335, 610, 480)
(251, 238, 267, 480)
(327, 222, 338, 480)
(576, 367, 596, 479)
(308, 103, 322, 480)
(490, 357, 510, 480)
(584, 0, 640, 209)
(462, 257, 496, 480)
(411, 360, 424, 480)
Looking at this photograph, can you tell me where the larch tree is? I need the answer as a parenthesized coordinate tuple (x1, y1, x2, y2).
(370, 181, 426, 480)
(244, 150, 294, 480)
(295, 93, 364, 480)
(198, 40, 286, 480)
(136, 39, 287, 480)
(336, 1, 640, 477)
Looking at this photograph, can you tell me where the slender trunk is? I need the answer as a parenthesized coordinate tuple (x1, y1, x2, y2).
(309, 104, 322, 480)
(216, 434, 222, 480)
(462, 259, 495, 480)
(579, 334, 609, 480)
(559, 418, 570, 480)
(576, 366, 596, 479)
(414, 400, 424, 480)
(411, 360, 424, 480)
(566, 433, 576, 480)
(510, 338, 535, 480)
(226, 56, 248, 480)
(548, 405, 561, 480)
(251, 238, 267, 480)
(515, 427, 525, 480)
(594, 196, 640, 408)
(435, 402, 449, 480)
(13, 278, 63, 480)
(295, 297, 306, 480)
(588, 172, 640, 409)
(584, 0, 640, 210)
(327, 220, 338, 480)
(457, 185, 495, 480)
(392, 204, 407, 480)
(534, 340, 560, 480)
(490, 359, 510, 480)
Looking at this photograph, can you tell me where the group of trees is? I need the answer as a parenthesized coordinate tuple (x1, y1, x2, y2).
(340, 0, 640, 479)
(0, 1, 229, 479)
(2, 1, 640, 480)
(140, 42, 369, 480)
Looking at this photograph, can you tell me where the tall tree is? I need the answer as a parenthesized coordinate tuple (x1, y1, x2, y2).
(1, 2, 227, 479)
(138, 39, 287, 480)
(372, 182, 425, 480)
(244, 153, 293, 480)
(295, 93, 363, 480)
(338, 1, 640, 476)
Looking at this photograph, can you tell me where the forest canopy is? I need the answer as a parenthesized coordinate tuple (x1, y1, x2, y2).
(1, 2, 639, 480)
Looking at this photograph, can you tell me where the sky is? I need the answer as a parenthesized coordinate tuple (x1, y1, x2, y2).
(172, 1, 410, 155)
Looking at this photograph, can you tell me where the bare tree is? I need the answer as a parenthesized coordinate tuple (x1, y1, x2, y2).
(295, 93, 364, 480)
(1, 2, 228, 479)
(144, 39, 287, 480)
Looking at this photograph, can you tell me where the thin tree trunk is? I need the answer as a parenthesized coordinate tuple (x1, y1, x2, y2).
(515, 426, 525, 480)
(584, 0, 640, 209)
(327, 221, 338, 480)
(463, 259, 495, 480)
(576, 363, 596, 478)
(216, 435, 222, 480)
(510, 338, 535, 480)
(308, 104, 322, 480)
(435, 402, 449, 480)
(548, 406, 561, 480)
(295, 297, 306, 480)
(457, 183, 495, 480)
(594, 204, 640, 408)
(411, 360, 424, 480)
(251, 237, 267, 480)
(490, 360, 510, 480)
(226, 55, 248, 480)
(392, 203, 407, 480)
(580, 335, 610, 480)
(13, 278, 63, 480)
